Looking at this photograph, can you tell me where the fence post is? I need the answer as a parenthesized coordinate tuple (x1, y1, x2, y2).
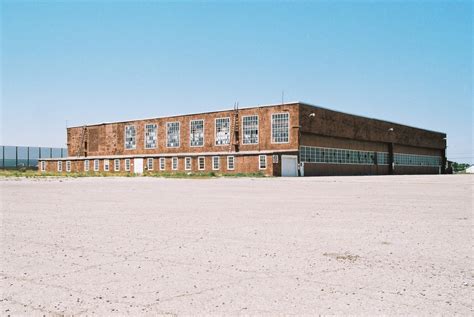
(27, 146, 30, 167)
(15, 146, 18, 168)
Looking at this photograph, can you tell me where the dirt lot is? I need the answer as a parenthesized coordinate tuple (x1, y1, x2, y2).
(0, 175, 472, 315)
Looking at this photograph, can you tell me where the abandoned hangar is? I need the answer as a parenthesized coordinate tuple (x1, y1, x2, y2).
(39, 102, 447, 176)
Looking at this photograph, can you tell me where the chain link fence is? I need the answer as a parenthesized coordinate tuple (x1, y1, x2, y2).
(0, 145, 67, 169)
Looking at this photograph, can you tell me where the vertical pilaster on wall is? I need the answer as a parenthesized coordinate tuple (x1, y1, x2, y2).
(388, 143, 394, 175)
(441, 149, 446, 174)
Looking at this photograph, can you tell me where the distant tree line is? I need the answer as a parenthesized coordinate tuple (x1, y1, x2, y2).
(452, 162, 471, 173)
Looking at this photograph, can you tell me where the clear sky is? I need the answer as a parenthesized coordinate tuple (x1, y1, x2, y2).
(1, 1, 472, 163)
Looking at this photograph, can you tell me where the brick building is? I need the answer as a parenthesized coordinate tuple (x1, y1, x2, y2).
(39, 102, 447, 176)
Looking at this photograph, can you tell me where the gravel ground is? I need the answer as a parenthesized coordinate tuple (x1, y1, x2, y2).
(0, 175, 472, 315)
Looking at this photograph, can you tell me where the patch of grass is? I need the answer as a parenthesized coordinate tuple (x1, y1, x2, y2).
(0, 170, 138, 178)
(145, 171, 267, 178)
(0, 169, 268, 179)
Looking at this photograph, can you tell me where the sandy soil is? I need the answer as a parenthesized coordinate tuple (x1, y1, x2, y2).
(0, 175, 472, 315)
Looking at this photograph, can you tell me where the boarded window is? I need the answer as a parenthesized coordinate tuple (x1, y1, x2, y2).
(88, 128, 99, 152)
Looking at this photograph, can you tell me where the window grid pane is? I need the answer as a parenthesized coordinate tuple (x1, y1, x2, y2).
(167, 122, 180, 147)
(125, 125, 136, 149)
(190, 120, 204, 146)
(272, 113, 289, 143)
(242, 116, 259, 144)
(215, 118, 230, 145)
(145, 124, 157, 149)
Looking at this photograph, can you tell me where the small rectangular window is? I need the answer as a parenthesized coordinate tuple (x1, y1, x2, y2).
(94, 159, 100, 171)
(145, 124, 157, 149)
(242, 115, 259, 144)
(190, 119, 204, 147)
(215, 117, 230, 145)
(185, 157, 192, 170)
(40, 161, 46, 172)
(84, 160, 90, 172)
(272, 154, 279, 164)
(125, 159, 130, 171)
(259, 155, 267, 169)
(271, 113, 289, 143)
(104, 159, 110, 171)
(125, 125, 136, 149)
(57, 161, 62, 172)
(198, 156, 205, 170)
(212, 156, 220, 170)
(227, 156, 235, 170)
(172, 157, 178, 170)
(167, 122, 180, 147)
(159, 158, 165, 170)
(114, 159, 120, 171)
(66, 161, 71, 172)
(147, 158, 154, 170)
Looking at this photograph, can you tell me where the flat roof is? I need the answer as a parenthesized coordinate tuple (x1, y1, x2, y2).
(68, 100, 445, 136)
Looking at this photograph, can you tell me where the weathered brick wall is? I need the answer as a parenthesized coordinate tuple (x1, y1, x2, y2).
(41, 154, 275, 176)
(68, 104, 300, 157)
(299, 104, 446, 150)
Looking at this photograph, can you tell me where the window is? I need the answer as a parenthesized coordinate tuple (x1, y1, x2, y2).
(198, 156, 205, 170)
(94, 159, 100, 171)
(84, 160, 90, 172)
(272, 154, 279, 164)
(159, 158, 165, 170)
(114, 159, 120, 171)
(190, 120, 204, 147)
(215, 117, 230, 145)
(40, 161, 46, 172)
(259, 155, 267, 169)
(227, 156, 235, 170)
(147, 158, 154, 170)
(394, 153, 441, 167)
(104, 159, 110, 171)
(212, 156, 220, 170)
(300, 146, 387, 166)
(167, 122, 180, 147)
(145, 124, 157, 149)
(66, 161, 71, 172)
(242, 115, 259, 144)
(172, 157, 178, 170)
(125, 125, 136, 149)
(271, 113, 289, 143)
(125, 159, 131, 171)
(184, 157, 192, 170)
(57, 161, 62, 172)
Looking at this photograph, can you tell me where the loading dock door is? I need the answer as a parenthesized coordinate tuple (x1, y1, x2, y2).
(134, 158, 144, 174)
(281, 155, 298, 177)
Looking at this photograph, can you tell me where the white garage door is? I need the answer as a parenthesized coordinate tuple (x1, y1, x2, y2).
(281, 155, 298, 177)
(134, 158, 144, 174)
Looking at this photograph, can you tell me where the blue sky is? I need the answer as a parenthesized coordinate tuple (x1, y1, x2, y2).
(1, 1, 472, 163)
